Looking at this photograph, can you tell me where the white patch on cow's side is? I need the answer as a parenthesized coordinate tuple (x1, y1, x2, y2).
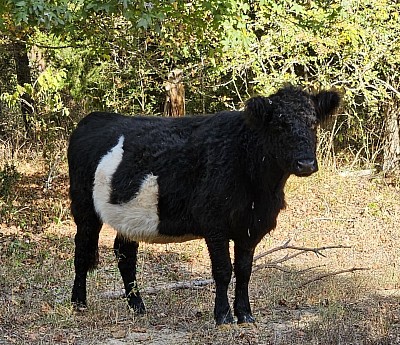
(93, 136, 159, 242)
(92, 136, 199, 244)
(93, 136, 125, 209)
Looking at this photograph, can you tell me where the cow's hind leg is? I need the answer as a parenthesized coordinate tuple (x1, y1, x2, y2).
(114, 235, 145, 313)
(233, 244, 255, 324)
(206, 237, 234, 325)
(71, 204, 102, 310)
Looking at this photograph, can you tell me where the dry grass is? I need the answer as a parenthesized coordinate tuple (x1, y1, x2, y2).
(1, 157, 400, 344)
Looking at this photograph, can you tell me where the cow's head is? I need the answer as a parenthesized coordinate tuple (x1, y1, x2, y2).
(245, 86, 340, 177)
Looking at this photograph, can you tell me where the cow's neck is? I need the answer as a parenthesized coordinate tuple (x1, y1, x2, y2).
(261, 159, 289, 194)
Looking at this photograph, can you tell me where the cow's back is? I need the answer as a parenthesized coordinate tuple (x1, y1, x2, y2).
(68, 113, 130, 191)
(68, 111, 249, 237)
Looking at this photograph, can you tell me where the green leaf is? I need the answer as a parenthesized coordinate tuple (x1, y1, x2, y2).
(137, 17, 149, 29)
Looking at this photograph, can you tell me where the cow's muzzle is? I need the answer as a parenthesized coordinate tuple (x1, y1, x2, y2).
(294, 158, 318, 176)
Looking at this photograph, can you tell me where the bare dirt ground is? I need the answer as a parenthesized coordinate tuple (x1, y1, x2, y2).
(1, 161, 400, 344)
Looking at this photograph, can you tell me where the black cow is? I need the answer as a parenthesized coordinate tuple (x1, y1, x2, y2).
(68, 86, 340, 325)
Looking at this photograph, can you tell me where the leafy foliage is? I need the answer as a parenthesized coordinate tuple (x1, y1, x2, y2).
(0, 0, 399, 168)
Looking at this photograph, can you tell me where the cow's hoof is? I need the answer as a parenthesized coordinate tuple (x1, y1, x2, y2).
(128, 300, 146, 314)
(237, 314, 256, 324)
(72, 301, 87, 312)
(215, 313, 234, 326)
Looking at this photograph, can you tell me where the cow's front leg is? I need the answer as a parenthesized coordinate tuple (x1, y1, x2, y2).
(234, 244, 255, 324)
(205, 237, 234, 325)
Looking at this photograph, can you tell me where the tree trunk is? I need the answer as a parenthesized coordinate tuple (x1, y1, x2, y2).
(164, 69, 185, 117)
(383, 102, 400, 173)
(13, 40, 34, 135)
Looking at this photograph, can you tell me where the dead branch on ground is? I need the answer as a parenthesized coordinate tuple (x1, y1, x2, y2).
(144, 279, 214, 295)
(252, 239, 351, 273)
(296, 267, 369, 288)
(102, 239, 366, 298)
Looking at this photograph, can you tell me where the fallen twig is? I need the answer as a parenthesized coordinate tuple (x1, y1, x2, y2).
(296, 267, 370, 288)
(253, 239, 292, 260)
(254, 240, 351, 262)
(144, 279, 214, 295)
(253, 239, 351, 275)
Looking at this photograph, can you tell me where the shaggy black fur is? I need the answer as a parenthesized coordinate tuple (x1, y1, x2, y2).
(68, 86, 340, 325)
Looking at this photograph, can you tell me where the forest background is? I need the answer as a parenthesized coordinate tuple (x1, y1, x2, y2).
(1, 0, 400, 175)
(1, 1, 400, 344)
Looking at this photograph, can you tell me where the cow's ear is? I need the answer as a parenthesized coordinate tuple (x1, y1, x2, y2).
(312, 90, 341, 123)
(245, 96, 273, 129)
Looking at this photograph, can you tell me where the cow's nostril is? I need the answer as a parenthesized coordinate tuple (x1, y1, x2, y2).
(296, 159, 317, 175)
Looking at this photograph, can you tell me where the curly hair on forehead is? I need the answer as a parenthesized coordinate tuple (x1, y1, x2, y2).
(245, 85, 340, 131)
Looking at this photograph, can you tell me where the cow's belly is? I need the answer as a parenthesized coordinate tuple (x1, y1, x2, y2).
(140, 233, 202, 244)
(92, 135, 200, 244)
